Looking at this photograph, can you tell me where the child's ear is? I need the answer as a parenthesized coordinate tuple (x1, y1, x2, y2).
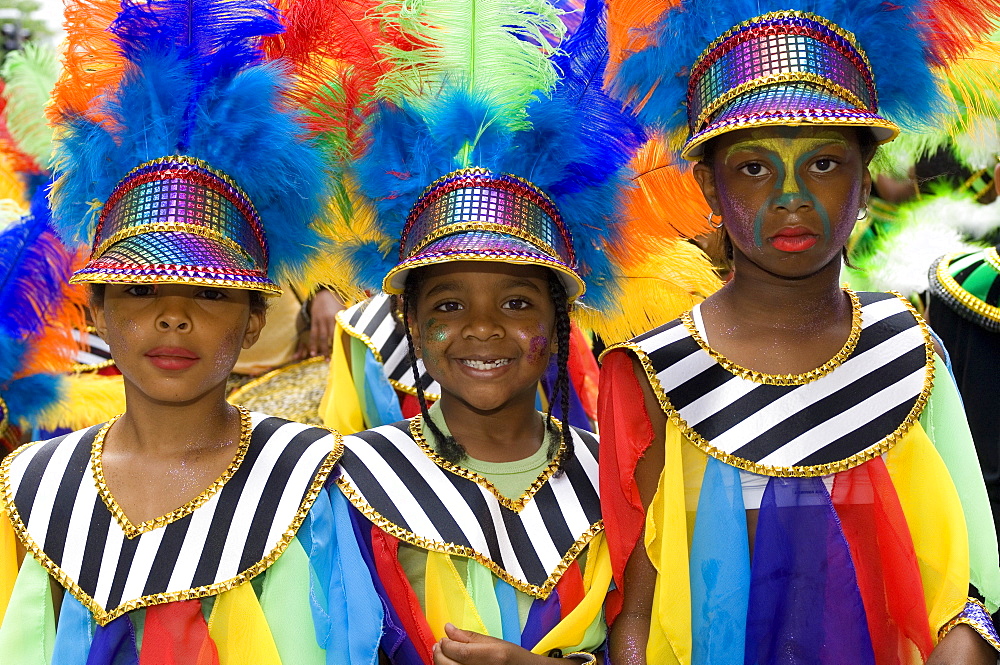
(242, 309, 266, 349)
(91, 299, 108, 340)
(410, 320, 423, 359)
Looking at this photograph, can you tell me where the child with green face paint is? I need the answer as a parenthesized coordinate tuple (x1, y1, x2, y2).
(600, 1, 1000, 664)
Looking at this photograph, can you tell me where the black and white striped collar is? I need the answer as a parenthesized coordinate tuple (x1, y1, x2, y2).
(337, 418, 602, 598)
(610, 291, 934, 477)
(1, 412, 339, 625)
(338, 294, 441, 399)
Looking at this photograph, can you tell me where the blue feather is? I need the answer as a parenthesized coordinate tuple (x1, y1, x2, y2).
(613, 0, 943, 146)
(0, 192, 74, 340)
(52, 0, 326, 283)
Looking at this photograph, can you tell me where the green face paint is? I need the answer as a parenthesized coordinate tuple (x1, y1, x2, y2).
(725, 130, 848, 247)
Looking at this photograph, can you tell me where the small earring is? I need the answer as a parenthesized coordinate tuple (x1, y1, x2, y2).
(707, 211, 723, 229)
(857, 205, 868, 221)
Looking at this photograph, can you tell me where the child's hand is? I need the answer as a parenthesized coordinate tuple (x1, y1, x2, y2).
(433, 623, 560, 665)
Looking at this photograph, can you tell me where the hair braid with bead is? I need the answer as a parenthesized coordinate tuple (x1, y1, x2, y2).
(546, 271, 574, 472)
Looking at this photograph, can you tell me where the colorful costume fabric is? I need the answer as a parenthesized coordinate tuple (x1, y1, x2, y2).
(600, 291, 1000, 663)
(0, 411, 382, 664)
(337, 413, 608, 662)
(928, 247, 1000, 560)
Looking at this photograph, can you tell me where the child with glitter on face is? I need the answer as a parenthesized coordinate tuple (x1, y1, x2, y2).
(599, 1, 1000, 664)
(0, 0, 383, 661)
(318, 0, 671, 661)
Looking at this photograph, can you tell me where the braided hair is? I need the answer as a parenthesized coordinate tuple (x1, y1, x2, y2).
(399, 268, 575, 471)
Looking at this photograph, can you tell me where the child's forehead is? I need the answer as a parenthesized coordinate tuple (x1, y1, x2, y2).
(419, 261, 552, 287)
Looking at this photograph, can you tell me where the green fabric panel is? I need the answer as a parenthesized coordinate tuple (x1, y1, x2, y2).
(465, 559, 503, 638)
(350, 337, 372, 429)
(425, 402, 553, 500)
(949, 251, 983, 276)
(0, 556, 55, 664)
(920, 354, 1000, 611)
(259, 536, 326, 664)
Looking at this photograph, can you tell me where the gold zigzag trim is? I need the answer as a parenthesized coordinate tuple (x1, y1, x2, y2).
(92, 407, 253, 537)
(408, 415, 567, 512)
(336, 474, 602, 600)
(938, 598, 1000, 652)
(681, 289, 862, 386)
(935, 252, 1000, 325)
(603, 292, 935, 477)
(336, 302, 442, 401)
(0, 420, 342, 625)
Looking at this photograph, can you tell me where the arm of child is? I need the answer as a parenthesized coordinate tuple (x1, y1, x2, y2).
(434, 623, 597, 664)
(605, 353, 667, 665)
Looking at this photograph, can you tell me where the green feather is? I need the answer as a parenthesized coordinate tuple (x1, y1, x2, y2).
(1, 44, 58, 170)
(374, 0, 565, 129)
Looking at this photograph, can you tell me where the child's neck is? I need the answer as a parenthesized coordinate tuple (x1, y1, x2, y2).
(436, 392, 545, 463)
(114, 383, 239, 457)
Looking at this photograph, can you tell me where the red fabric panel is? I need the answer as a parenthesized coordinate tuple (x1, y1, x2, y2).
(597, 349, 654, 624)
(568, 323, 600, 422)
(138, 599, 219, 665)
(400, 392, 423, 419)
(554, 560, 586, 620)
(370, 525, 436, 663)
(831, 458, 934, 663)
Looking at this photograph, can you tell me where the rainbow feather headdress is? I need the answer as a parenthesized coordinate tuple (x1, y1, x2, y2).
(50, 0, 327, 295)
(612, 0, 1000, 160)
(331, 0, 646, 311)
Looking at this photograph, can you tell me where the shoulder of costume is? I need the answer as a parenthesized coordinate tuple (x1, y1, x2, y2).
(337, 418, 601, 599)
(337, 294, 442, 400)
(929, 249, 1000, 332)
(604, 291, 934, 477)
(0, 412, 340, 625)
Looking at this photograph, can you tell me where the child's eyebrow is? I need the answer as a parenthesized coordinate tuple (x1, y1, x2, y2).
(500, 278, 543, 292)
(424, 281, 462, 298)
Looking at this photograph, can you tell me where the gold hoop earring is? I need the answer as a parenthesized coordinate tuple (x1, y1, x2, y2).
(707, 211, 723, 229)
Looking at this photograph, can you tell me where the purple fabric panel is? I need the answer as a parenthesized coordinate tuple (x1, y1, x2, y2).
(744, 475, 875, 665)
(520, 589, 561, 650)
(85, 614, 138, 665)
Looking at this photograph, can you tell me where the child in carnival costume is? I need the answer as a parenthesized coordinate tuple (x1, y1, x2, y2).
(0, 0, 382, 661)
(320, 0, 708, 661)
(601, 0, 1000, 663)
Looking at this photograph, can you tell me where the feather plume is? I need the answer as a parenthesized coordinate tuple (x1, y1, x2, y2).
(0, 81, 40, 176)
(577, 239, 719, 343)
(51, 0, 327, 284)
(919, 0, 1000, 64)
(612, 0, 950, 146)
(607, 0, 675, 69)
(374, 0, 565, 128)
(33, 372, 127, 431)
(1, 44, 59, 170)
(47, 0, 126, 125)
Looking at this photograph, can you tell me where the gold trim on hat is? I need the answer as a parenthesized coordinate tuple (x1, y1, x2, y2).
(68, 270, 283, 295)
(406, 221, 562, 263)
(694, 73, 871, 135)
(92, 221, 253, 264)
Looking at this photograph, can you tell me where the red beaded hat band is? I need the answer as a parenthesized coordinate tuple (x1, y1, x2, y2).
(681, 11, 899, 159)
(383, 167, 585, 301)
(69, 155, 281, 295)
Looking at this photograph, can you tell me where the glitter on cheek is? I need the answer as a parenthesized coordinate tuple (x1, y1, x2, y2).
(526, 335, 549, 363)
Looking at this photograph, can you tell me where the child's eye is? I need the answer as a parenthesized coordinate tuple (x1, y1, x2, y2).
(502, 298, 530, 311)
(435, 301, 463, 312)
(125, 285, 156, 297)
(739, 162, 770, 177)
(198, 288, 227, 301)
(809, 158, 838, 173)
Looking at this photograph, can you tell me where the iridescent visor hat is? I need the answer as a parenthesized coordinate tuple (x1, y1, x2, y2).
(382, 167, 586, 301)
(68, 155, 281, 295)
(682, 10, 898, 160)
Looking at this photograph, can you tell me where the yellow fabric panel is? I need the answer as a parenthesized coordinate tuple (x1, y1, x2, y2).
(207, 580, 282, 665)
(318, 322, 365, 434)
(531, 532, 612, 655)
(645, 421, 692, 665)
(681, 435, 708, 549)
(0, 509, 17, 623)
(424, 550, 488, 640)
(883, 422, 969, 642)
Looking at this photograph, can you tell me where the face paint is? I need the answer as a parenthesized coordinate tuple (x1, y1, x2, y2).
(725, 130, 848, 247)
(527, 335, 549, 363)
